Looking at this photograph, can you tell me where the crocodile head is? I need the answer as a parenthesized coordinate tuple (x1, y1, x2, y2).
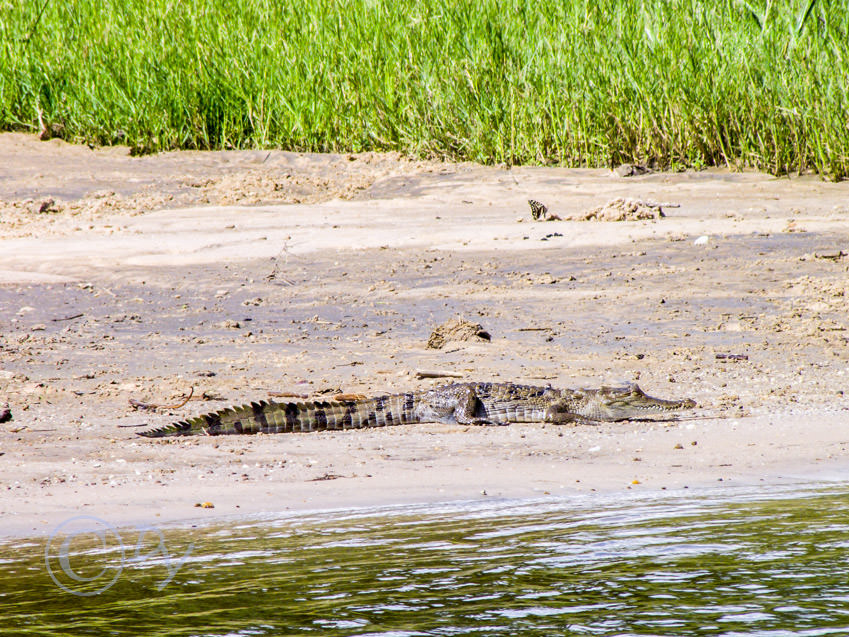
(579, 383, 696, 421)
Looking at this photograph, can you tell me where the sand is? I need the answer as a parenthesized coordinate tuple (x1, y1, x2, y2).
(1, 132, 848, 538)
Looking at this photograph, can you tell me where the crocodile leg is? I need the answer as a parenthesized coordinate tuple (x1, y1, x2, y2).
(543, 401, 581, 424)
(450, 384, 493, 425)
(414, 384, 492, 425)
(542, 390, 629, 424)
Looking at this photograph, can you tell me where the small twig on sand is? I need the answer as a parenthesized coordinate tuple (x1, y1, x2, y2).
(51, 313, 84, 322)
(268, 391, 367, 402)
(333, 393, 368, 402)
(415, 370, 464, 379)
(129, 386, 194, 411)
(716, 353, 748, 361)
(265, 238, 296, 285)
(309, 473, 344, 481)
(815, 251, 847, 261)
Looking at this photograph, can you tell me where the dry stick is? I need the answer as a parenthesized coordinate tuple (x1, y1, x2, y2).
(415, 370, 464, 379)
(268, 392, 310, 399)
(333, 393, 367, 402)
(267, 391, 367, 402)
(266, 238, 296, 285)
(51, 313, 84, 322)
(36, 104, 48, 139)
(129, 386, 194, 411)
(815, 251, 847, 261)
(309, 473, 344, 482)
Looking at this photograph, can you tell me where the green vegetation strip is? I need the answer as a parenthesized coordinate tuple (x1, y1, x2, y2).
(1, 0, 847, 176)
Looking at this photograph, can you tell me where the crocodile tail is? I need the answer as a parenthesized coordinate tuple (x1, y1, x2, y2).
(136, 393, 421, 438)
(136, 420, 195, 438)
(136, 400, 274, 438)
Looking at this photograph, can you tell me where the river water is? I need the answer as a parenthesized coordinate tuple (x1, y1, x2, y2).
(3, 484, 849, 636)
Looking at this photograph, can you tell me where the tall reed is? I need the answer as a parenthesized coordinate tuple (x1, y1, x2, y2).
(1, 0, 845, 176)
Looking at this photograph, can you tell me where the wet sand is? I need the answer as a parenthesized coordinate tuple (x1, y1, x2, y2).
(1, 133, 848, 537)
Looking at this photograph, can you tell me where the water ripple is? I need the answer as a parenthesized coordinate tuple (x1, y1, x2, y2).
(3, 484, 849, 635)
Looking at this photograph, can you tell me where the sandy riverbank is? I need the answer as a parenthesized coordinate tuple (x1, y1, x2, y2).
(1, 132, 848, 537)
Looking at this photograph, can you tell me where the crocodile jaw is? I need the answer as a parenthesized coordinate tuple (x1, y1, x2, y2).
(580, 383, 696, 421)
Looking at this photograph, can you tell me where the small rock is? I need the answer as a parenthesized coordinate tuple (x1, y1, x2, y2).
(614, 163, 652, 177)
(693, 235, 709, 246)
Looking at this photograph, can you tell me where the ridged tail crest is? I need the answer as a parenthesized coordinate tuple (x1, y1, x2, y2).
(136, 393, 421, 438)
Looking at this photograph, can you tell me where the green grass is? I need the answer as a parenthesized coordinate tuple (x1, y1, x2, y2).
(1, 0, 848, 177)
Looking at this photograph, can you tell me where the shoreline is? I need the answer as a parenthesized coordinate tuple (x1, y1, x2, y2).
(2, 405, 848, 540)
(1, 133, 848, 541)
(4, 450, 849, 541)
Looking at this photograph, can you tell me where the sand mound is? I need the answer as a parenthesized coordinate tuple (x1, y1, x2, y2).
(570, 197, 665, 221)
(427, 318, 491, 349)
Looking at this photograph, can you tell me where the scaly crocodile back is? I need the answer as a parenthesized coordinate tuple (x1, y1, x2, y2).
(137, 393, 422, 438)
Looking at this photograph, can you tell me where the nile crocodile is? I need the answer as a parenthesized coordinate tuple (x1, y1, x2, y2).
(137, 382, 696, 438)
